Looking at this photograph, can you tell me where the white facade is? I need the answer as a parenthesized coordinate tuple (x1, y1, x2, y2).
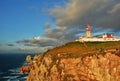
(76, 23, 120, 42)
(75, 37, 120, 42)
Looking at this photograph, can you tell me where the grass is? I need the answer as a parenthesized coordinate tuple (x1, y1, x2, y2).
(43, 41, 120, 58)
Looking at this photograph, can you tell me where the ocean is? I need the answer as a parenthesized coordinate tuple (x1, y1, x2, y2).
(0, 54, 35, 81)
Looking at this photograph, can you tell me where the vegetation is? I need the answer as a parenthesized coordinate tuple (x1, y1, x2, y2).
(43, 41, 120, 58)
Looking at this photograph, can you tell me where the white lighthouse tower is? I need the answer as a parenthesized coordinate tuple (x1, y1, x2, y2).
(86, 22, 91, 38)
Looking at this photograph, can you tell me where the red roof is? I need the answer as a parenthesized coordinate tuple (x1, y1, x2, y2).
(106, 35, 114, 38)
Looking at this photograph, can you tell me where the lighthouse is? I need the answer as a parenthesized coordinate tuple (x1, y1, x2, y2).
(75, 22, 120, 42)
(86, 22, 91, 38)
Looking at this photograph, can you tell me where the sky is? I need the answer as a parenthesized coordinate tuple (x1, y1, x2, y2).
(0, 0, 120, 54)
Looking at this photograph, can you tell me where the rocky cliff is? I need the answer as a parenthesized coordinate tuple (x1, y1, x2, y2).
(26, 42, 120, 81)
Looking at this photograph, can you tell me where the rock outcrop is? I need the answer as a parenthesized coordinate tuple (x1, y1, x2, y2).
(26, 55, 32, 63)
(19, 65, 31, 74)
(27, 50, 120, 81)
(19, 55, 33, 74)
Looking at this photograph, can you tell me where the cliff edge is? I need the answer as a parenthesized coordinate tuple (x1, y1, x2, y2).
(27, 42, 120, 81)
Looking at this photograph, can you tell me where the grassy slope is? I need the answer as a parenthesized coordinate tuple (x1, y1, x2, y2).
(43, 41, 120, 58)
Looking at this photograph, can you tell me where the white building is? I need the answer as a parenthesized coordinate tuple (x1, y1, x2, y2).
(76, 23, 120, 42)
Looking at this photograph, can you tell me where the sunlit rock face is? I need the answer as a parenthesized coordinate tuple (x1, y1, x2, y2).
(27, 51, 120, 81)
(26, 55, 32, 63)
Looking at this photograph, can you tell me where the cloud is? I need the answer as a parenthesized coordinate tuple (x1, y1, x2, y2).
(45, 26, 66, 39)
(49, 0, 120, 31)
(44, 23, 50, 29)
(6, 44, 14, 46)
(16, 36, 62, 53)
(108, 3, 120, 14)
(50, 0, 107, 26)
(0, 44, 2, 46)
(16, 36, 61, 47)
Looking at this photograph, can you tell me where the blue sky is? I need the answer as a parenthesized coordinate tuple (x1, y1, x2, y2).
(0, 0, 53, 42)
(0, 0, 120, 54)
(0, 0, 64, 53)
